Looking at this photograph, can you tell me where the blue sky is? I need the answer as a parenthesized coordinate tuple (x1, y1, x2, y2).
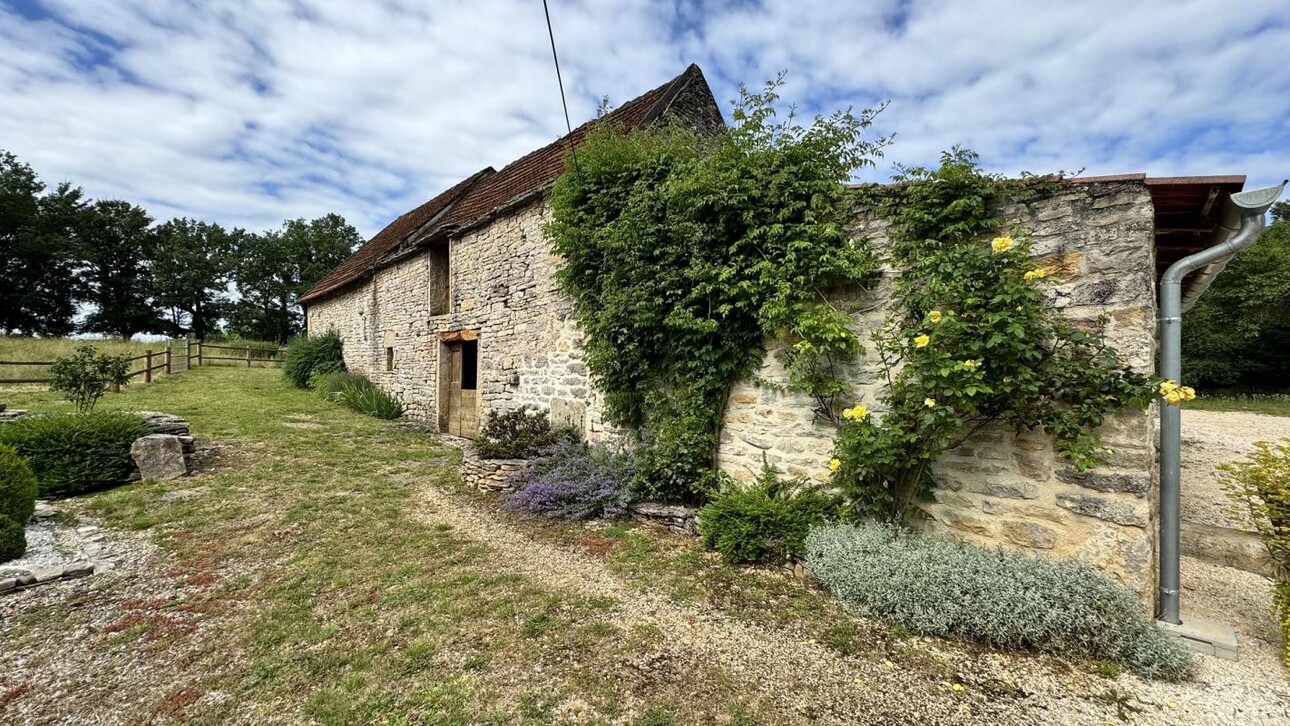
(2, 0, 1287, 239)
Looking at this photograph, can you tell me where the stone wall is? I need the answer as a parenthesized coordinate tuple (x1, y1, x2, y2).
(307, 201, 614, 437)
(309, 179, 1162, 603)
(718, 181, 1160, 600)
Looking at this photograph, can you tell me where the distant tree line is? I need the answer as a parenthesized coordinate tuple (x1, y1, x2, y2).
(1, 149, 359, 343)
(1182, 201, 1290, 391)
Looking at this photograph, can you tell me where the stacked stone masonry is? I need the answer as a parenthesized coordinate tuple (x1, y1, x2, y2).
(309, 180, 1161, 604)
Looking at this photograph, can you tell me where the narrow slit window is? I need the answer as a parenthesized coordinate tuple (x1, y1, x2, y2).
(461, 340, 477, 390)
(385, 346, 394, 372)
(429, 244, 450, 316)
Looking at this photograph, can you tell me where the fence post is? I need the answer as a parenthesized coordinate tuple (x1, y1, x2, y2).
(145, 351, 153, 383)
(246, 346, 252, 368)
(165, 346, 172, 375)
(196, 340, 203, 367)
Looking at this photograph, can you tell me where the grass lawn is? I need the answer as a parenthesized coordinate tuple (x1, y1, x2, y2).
(1190, 393, 1290, 416)
(0, 368, 1222, 725)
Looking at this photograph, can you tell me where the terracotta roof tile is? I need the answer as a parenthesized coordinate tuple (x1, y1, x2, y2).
(300, 168, 492, 303)
(302, 64, 709, 305)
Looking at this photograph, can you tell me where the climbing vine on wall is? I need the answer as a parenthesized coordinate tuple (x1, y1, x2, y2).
(548, 77, 885, 502)
(833, 149, 1160, 521)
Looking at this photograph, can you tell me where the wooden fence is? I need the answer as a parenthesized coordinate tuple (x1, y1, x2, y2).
(0, 339, 286, 387)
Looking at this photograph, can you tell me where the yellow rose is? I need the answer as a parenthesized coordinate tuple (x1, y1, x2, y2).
(914, 334, 930, 348)
(842, 404, 869, 421)
(924, 398, 937, 408)
(991, 236, 1015, 253)
(1023, 268, 1048, 281)
(927, 310, 943, 324)
(962, 359, 981, 370)
(828, 458, 842, 472)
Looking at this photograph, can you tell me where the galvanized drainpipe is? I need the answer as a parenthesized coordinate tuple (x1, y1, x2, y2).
(1158, 181, 1285, 625)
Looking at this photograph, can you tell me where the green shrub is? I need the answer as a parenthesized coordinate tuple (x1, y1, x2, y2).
(805, 523, 1193, 680)
(699, 465, 841, 564)
(0, 444, 38, 524)
(475, 406, 565, 459)
(1219, 439, 1290, 671)
(313, 371, 403, 420)
(0, 412, 148, 498)
(0, 517, 24, 563)
(0, 444, 36, 562)
(283, 331, 345, 389)
(47, 344, 132, 412)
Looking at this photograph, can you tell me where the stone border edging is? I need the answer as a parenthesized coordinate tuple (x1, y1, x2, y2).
(0, 562, 94, 594)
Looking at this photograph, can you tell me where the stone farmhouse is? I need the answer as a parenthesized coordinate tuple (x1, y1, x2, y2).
(301, 64, 1257, 605)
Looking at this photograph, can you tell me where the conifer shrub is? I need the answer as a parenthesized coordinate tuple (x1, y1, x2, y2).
(805, 523, 1193, 680)
(0, 517, 24, 563)
(504, 440, 638, 520)
(283, 331, 345, 389)
(699, 465, 841, 564)
(0, 444, 37, 562)
(0, 412, 148, 498)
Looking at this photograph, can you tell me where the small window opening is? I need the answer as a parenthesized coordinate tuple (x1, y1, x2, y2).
(461, 340, 478, 390)
(385, 346, 394, 372)
(429, 244, 450, 316)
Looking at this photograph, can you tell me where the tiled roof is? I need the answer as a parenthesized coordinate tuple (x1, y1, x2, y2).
(299, 169, 492, 303)
(301, 64, 708, 305)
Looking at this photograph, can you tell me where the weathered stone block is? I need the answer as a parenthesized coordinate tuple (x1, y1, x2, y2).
(1056, 493, 1148, 528)
(1001, 520, 1058, 549)
(131, 434, 188, 480)
(1055, 468, 1150, 496)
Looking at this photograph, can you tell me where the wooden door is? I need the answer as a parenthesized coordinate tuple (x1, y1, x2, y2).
(440, 340, 479, 438)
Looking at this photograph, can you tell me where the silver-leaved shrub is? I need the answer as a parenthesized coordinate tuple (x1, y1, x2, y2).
(805, 523, 1193, 680)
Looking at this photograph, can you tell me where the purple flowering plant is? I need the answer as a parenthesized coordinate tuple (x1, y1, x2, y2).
(504, 440, 639, 520)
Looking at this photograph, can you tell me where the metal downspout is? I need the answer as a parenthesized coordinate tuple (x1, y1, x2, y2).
(1157, 181, 1284, 625)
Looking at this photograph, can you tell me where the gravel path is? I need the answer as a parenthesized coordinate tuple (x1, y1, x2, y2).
(411, 485, 1290, 725)
(1181, 410, 1290, 531)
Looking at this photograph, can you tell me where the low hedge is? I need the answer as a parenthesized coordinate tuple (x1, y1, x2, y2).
(805, 523, 1194, 680)
(0, 518, 23, 563)
(0, 412, 148, 498)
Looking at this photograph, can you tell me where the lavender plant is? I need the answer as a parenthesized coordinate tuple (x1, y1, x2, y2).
(504, 440, 638, 520)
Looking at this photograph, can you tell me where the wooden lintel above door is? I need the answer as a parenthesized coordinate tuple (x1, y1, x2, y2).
(439, 329, 479, 342)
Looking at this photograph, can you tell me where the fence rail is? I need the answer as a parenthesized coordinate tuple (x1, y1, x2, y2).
(0, 339, 286, 388)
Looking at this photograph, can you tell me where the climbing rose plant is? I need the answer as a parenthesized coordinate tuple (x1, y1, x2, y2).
(548, 76, 885, 502)
(834, 150, 1160, 521)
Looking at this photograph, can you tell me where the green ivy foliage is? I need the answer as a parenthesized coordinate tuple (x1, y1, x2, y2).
(834, 150, 1158, 521)
(549, 78, 884, 502)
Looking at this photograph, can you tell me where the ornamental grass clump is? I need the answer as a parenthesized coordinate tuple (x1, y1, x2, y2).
(805, 523, 1194, 680)
(504, 440, 638, 520)
(312, 371, 403, 419)
(1219, 439, 1290, 671)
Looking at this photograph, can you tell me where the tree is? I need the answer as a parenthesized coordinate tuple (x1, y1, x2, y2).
(0, 150, 83, 335)
(228, 215, 359, 342)
(78, 200, 166, 339)
(1183, 202, 1290, 390)
(152, 217, 233, 339)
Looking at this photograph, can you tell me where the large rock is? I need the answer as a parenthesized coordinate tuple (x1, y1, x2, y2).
(130, 434, 188, 480)
(133, 411, 190, 436)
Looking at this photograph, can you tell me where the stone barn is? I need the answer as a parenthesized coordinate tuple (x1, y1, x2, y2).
(302, 64, 1260, 606)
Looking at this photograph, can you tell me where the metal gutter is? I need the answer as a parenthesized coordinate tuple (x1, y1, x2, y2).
(1157, 181, 1285, 625)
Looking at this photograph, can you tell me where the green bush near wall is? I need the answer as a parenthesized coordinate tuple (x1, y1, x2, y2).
(0, 412, 148, 498)
(283, 331, 345, 389)
(699, 467, 842, 564)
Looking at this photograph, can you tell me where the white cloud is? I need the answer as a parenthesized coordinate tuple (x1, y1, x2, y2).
(1, 0, 1286, 240)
